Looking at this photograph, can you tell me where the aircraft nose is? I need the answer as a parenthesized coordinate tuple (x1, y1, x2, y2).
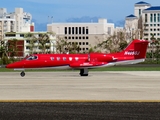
(6, 63, 15, 69)
(6, 62, 24, 69)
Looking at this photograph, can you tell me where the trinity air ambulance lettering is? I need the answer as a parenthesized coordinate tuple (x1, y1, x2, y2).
(80, 63, 93, 66)
(124, 51, 140, 55)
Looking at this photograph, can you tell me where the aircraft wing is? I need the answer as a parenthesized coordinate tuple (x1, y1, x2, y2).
(69, 61, 108, 68)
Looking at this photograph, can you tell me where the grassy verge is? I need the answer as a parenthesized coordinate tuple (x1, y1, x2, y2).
(1, 65, 160, 72)
(90, 66, 160, 71)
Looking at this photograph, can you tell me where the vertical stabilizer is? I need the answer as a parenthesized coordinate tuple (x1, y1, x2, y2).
(121, 40, 149, 59)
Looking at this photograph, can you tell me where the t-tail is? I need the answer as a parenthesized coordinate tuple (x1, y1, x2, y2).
(120, 39, 149, 59)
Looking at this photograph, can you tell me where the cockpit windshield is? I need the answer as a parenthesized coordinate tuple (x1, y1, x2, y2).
(26, 55, 38, 60)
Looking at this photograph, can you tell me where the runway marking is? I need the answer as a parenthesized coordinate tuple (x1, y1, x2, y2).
(0, 100, 160, 102)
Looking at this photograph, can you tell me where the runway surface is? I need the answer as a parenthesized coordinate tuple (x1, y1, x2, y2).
(0, 71, 160, 119)
(0, 71, 160, 101)
(1, 102, 160, 120)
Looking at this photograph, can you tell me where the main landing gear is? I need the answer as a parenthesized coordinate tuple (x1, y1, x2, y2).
(20, 71, 25, 77)
(19, 69, 88, 77)
(79, 68, 88, 76)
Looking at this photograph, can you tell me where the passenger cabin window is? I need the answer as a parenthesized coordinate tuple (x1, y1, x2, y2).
(63, 57, 66, 61)
(57, 57, 60, 61)
(69, 57, 72, 61)
(26, 56, 38, 60)
(75, 57, 79, 61)
(50, 57, 54, 61)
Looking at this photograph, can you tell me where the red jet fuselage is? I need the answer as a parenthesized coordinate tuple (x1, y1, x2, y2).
(6, 39, 149, 77)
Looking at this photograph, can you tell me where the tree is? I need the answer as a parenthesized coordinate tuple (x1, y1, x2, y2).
(94, 31, 128, 53)
(0, 41, 9, 64)
(8, 39, 19, 57)
(55, 37, 81, 54)
(55, 37, 68, 53)
(24, 32, 55, 55)
(138, 16, 144, 39)
(38, 33, 50, 54)
(119, 41, 128, 51)
(24, 33, 38, 55)
(88, 44, 101, 53)
(150, 34, 160, 63)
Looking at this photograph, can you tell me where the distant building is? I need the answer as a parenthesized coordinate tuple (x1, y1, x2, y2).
(0, 8, 34, 41)
(125, 14, 139, 41)
(0, 18, 15, 41)
(47, 18, 115, 53)
(4, 32, 56, 57)
(143, 6, 160, 41)
(125, 1, 160, 41)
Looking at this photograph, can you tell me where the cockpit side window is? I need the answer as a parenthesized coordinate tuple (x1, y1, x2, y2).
(26, 56, 38, 60)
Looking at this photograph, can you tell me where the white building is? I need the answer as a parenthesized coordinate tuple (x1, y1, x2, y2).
(143, 6, 160, 41)
(4, 32, 56, 57)
(0, 8, 34, 40)
(134, 1, 151, 18)
(125, 1, 160, 41)
(47, 18, 115, 52)
(0, 18, 15, 41)
(125, 14, 139, 41)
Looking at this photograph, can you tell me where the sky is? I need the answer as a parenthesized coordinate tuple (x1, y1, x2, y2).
(1, 0, 160, 30)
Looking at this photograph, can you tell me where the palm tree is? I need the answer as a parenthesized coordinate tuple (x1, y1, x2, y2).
(0, 41, 9, 65)
(24, 33, 38, 55)
(38, 33, 50, 54)
(24, 32, 55, 54)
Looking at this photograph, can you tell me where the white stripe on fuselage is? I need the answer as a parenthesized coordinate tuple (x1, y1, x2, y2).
(14, 59, 145, 71)
(73, 58, 145, 69)
(89, 58, 145, 68)
(14, 65, 71, 71)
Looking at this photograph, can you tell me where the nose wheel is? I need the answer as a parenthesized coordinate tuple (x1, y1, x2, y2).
(20, 71, 25, 77)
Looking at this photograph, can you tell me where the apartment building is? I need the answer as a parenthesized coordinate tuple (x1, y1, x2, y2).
(143, 6, 160, 40)
(125, 1, 160, 41)
(125, 14, 139, 41)
(0, 18, 15, 41)
(4, 32, 56, 57)
(47, 19, 114, 53)
(0, 8, 34, 41)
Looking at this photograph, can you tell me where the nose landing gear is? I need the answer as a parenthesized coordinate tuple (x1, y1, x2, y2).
(20, 71, 25, 77)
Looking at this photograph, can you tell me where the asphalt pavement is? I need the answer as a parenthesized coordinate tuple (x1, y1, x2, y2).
(0, 71, 160, 119)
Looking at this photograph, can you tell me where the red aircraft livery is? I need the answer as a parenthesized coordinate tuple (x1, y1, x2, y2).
(6, 39, 149, 77)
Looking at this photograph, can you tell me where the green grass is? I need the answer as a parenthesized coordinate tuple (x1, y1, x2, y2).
(1, 65, 160, 72)
(90, 66, 160, 71)
(0, 68, 15, 72)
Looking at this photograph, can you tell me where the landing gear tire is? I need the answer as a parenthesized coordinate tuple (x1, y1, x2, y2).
(80, 69, 88, 76)
(80, 74, 88, 76)
(20, 71, 25, 77)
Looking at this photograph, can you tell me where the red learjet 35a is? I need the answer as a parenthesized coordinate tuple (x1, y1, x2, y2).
(6, 39, 149, 77)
